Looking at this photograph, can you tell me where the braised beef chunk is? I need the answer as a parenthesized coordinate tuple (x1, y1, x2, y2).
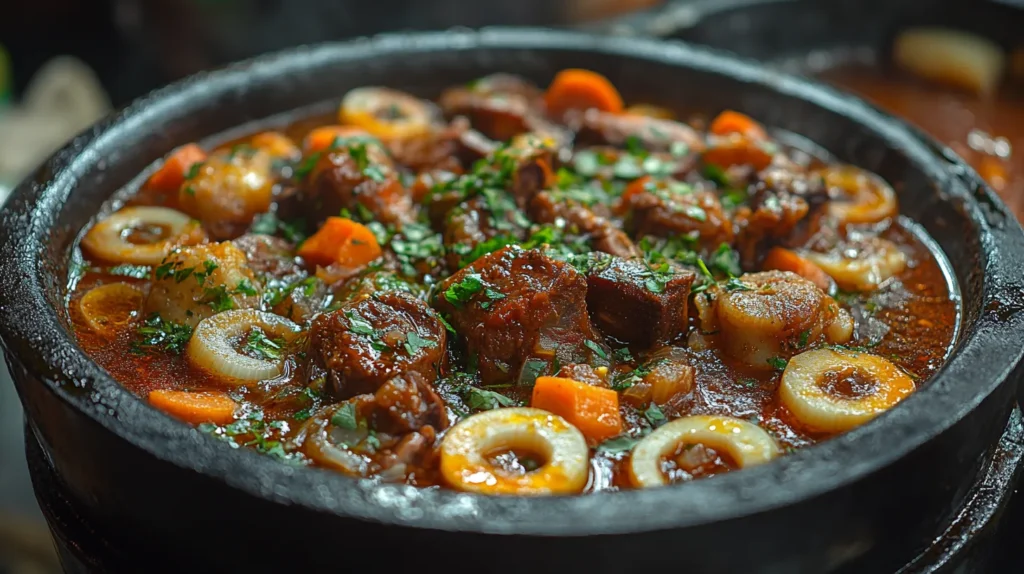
(302, 141, 414, 225)
(434, 246, 607, 386)
(232, 234, 303, 281)
(529, 191, 639, 258)
(439, 75, 562, 144)
(734, 167, 826, 267)
(622, 180, 733, 253)
(581, 253, 696, 348)
(386, 117, 496, 172)
(309, 291, 447, 399)
(567, 109, 705, 154)
(443, 196, 528, 269)
(369, 372, 449, 434)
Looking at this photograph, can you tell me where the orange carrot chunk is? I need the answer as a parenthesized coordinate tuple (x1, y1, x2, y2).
(146, 143, 207, 193)
(545, 69, 624, 117)
(709, 110, 768, 140)
(531, 376, 623, 444)
(298, 217, 382, 268)
(148, 390, 238, 425)
(302, 125, 373, 154)
(762, 246, 836, 294)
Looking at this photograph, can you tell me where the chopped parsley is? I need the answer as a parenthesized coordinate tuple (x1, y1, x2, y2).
(797, 329, 811, 348)
(193, 260, 218, 286)
(611, 359, 667, 391)
(132, 313, 192, 355)
(243, 328, 284, 361)
(767, 356, 789, 371)
(644, 403, 667, 427)
(202, 285, 235, 312)
(345, 310, 390, 352)
(331, 402, 359, 430)
(703, 163, 729, 187)
(519, 358, 548, 386)
(403, 331, 437, 355)
(462, 386, 519, 411)
(443, 273, 485, 307)
(199, 408, 302, 464)
(613, 347, 634, 363)
(723, 277, 753, 292)
(584, 339, 607, 360)
(708, 243, 742, 278)
(265, 276, 320, 307)
(155, 260, 195, 283)
(596, 435, 641, 454)
(232, 279, 258, 297)
(185, 162, 204, 180)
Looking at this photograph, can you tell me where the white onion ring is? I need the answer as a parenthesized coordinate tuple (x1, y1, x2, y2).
(81, 206, 204, 265)
(629, 415, 779, 488)
(439, 407, 589, 496)
(187, 309, 300, 385)
(779, 348, 915, 434)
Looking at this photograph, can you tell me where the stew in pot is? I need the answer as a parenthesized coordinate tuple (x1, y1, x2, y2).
(67, 68, 957, 495)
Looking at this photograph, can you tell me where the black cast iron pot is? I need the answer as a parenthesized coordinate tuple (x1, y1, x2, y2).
(1, 28, 1024, 574)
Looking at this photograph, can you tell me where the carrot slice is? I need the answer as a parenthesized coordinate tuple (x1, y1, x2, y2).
(709, 110, 767, 140)
(148, 390, 238, 425)
(302, 125, 373, 154)
(531, 376, 623, 444)
(545, 69, 624, 117)
(762, 246, 835, 294)
(298, 217, 382, 268)
(146, 144, 207, 193)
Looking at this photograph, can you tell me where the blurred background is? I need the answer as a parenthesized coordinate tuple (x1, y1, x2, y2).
(1, 0, 1023, 572)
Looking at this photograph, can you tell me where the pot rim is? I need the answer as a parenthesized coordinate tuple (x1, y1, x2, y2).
(2, 27, 1023, 536)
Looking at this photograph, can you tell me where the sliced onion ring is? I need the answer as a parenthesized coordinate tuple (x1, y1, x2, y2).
(440, 407, 589, 495)
(298, 404, 372, 476)
(187, 309, 300, 385)
(779, 348, 915, 434)
(78, 282, 144, 336)
(81, 206, 205, 265)
(629, 415, 779, 488)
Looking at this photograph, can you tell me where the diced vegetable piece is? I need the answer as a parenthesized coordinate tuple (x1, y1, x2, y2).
(545, 69, 624, 117)
(621, 381, 653, 407)
(531, 376, 622, 444)
(148, 390, 238, 425)
(302, 125, 373, 154)
(147, 144, 207, 193)
(762, 246, 835, 294)
(298, 217, 382, 268)
(709, 110, 767, 140)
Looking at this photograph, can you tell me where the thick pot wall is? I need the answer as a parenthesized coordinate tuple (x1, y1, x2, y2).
(1, 29, 1023, 574)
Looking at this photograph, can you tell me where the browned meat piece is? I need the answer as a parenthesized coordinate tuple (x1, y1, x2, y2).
(553, 363, 609, 388)
(443, 196, 528, 269)
(369, 372, 449, 434)
(582, 254, 696, 348)
(434, 247, 607, 386)
(426, 138, 551, 230)
(335, 270, 424, 303)
(439, 87, 535, 142)
(621, 181, 733, 253)
(567, 109, 705, 154)
(302, 140, 414, 225)
(386, 117, 497, 172)
(734, 166, 825, 267)
(464, 73, 544, 102)
(529, 191, 639, 258)
(309, 291, 447, 399)
(232, 234, 303, 282)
